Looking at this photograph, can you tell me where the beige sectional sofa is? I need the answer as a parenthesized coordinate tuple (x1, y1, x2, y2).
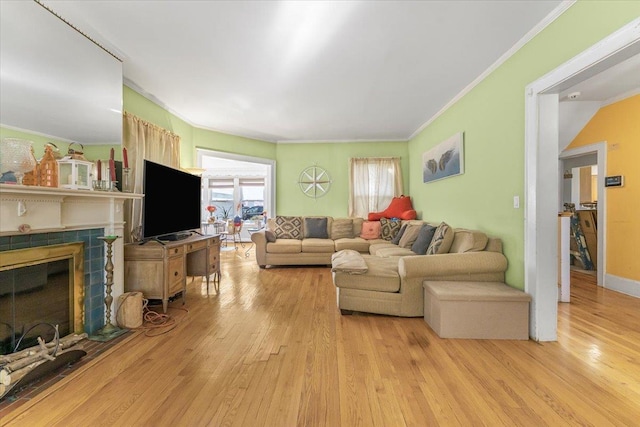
(251, 216, 509, 317)
(251, 217, 378, 267)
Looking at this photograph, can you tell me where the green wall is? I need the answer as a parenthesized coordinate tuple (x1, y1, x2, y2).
(275, 142, 409, 218)
(407, 1, 640, 288)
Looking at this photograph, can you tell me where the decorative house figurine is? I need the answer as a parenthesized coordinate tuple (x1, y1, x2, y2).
(57, 157, 93, 190)
(38, 144, 59, 187)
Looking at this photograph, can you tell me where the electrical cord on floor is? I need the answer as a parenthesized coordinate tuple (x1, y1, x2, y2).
(115, 293, 188, 337)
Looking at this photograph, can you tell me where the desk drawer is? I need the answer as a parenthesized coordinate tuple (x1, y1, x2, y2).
(168, 256, 185, 293)
(209, 250, 219, 265)
(187, 240, 207, 252)
(167, 246, 184, 257)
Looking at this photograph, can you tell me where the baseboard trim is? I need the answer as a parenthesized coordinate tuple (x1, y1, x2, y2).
(605, 274, 640, 298)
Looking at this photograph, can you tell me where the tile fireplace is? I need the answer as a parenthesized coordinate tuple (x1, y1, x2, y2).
(0, 184, 142, 352)
(0, 232, 105, 354)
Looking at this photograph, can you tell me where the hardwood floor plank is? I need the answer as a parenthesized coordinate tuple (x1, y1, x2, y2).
(3, 254, 640, 426)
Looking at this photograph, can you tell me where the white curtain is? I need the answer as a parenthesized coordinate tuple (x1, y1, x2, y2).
(349, 157, 403, 218)
(123, 112, 181, 242)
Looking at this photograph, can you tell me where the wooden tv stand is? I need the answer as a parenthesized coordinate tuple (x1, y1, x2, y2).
(124, 234, 221, 313)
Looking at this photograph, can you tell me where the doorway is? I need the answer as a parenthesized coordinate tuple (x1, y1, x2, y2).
(524, 18, 640, 341)
(558, 143, 606, 286)
(197, 149, 276, 242)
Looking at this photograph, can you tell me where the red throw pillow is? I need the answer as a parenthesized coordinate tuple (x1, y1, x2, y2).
(360, 221, 381, 240)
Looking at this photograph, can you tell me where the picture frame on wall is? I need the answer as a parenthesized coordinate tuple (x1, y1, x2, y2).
(422, 132, 464, 183)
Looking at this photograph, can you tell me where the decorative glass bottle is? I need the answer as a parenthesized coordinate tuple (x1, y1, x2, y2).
(38, 144, 59, 187)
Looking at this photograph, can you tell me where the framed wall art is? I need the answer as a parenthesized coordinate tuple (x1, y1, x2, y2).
(422, 132, 464, 183)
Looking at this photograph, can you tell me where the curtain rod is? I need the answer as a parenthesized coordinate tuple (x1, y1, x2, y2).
(124, 111, 179, 138)
(351, 157, 401, 160)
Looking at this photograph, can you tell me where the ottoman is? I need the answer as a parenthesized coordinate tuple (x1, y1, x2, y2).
(423, 281, 531, 340)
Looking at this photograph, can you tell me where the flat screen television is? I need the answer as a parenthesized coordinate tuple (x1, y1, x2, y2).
(142, 160, 201, 242)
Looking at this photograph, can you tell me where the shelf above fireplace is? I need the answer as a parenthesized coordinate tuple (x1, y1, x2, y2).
(0, 184, 143, 236)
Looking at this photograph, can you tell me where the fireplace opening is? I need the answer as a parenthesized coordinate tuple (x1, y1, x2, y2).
(0, 242, 85, 356)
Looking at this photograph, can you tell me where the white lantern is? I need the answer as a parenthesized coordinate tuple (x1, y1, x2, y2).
(57, 158, 93, 190)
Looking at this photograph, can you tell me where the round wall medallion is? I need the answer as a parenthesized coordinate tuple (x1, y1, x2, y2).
(298, 166, 331, 198)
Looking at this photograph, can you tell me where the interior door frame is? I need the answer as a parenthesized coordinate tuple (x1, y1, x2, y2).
(524, 18, 640, 341)
(558, 142, 606, 286)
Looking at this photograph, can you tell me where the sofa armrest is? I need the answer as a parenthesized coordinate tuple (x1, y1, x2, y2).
(398, 251, 508, 280)
(251, 230, 268, 267)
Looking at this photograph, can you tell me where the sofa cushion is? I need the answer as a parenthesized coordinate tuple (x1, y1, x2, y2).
(411, 224, 437, 255)
(265, 230, 276, 242)
(333, 256, 400, 292)
(266, 239, 302, 253)
(302, 238, 336, 253)
(304, 217, 329, 239)
(427, 222, 454, 255)
(390, 223, 407, 245)
(273, 216, 303, 239)
(398, 223, 423, 248)
(380, 217, 402, 241)
(352, 218, 365, 237)
(331, 218, 354, 239)
(368, 242, 397, 256)
(375, 247, 415, 257)
(335, 237, 370, 253)
(449, 229, 489, 253)
(360, 221, 381, 240)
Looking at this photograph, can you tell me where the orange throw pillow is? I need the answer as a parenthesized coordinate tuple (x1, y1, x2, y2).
(360, 221, 381, 240)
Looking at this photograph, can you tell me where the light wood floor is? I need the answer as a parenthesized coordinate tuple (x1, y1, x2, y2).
(2, 252, 640, 426)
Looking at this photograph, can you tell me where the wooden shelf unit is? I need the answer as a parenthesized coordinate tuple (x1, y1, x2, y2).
(124, 234, 221, 312)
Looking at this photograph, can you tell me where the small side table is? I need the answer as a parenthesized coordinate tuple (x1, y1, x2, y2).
(245, 227, 264, 258)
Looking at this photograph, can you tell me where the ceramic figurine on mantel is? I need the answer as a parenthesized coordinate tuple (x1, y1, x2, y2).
(38, 144, 59, 187)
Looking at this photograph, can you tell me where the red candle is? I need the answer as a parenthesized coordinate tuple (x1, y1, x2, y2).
(109, 158, 116, 182)
(110, 147, 115, 161)
(122, 147, 129, 168)
(96, 159, 102, 180)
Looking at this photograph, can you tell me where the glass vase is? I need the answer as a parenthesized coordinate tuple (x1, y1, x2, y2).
(0, 138, 37, 185)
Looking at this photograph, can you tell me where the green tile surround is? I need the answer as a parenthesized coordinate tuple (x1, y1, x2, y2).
(0, 229, 105, 334)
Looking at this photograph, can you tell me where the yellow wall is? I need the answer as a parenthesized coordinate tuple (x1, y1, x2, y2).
(567, 94, 640, 281)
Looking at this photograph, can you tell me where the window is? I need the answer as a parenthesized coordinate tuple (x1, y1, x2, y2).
(208, 178, 236, 219)
(197, 149, 275, 241)
(349, 157, 403, 218)
(239, 178, 265, 220)
(206, 177, 265, 220)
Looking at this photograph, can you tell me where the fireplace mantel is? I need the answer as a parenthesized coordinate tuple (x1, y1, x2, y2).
(0, 184, 142, 235)
(0, 184, 144, 313)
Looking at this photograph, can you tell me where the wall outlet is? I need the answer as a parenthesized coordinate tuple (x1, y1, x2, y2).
(513, 196, 520, 209)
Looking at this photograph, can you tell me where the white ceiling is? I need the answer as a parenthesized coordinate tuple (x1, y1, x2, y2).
(558, 53, 640, 149)
(560, 53, 640, 103)
(43, 0, 569, 143)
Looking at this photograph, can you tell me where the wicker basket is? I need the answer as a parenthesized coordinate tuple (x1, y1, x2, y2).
(116, 292, 144, 329)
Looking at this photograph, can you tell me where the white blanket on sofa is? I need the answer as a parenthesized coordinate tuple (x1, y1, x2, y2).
(331, 249, 368, 274)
